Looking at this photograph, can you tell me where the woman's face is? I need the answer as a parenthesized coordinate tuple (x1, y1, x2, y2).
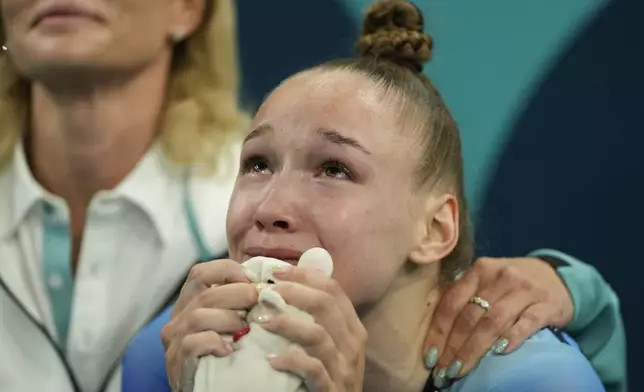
(227, 69, 429, 307)
(1, 0, 203, 77)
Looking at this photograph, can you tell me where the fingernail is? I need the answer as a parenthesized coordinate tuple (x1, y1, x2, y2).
(433, 368, 447, 389)
(424, 346, 438, 370)
(235, 310, 248, 319)
(265, 353, 278, 360)
(272, 265, 291, 276)
(446, 360, 462, 379)
(225, 342, 234, 353)
(492, 338, 509, 354)
(255, 312, 274, 324)
(306, 267, 326, 275)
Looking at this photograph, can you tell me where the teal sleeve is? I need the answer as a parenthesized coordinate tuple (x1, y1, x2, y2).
(528, 249, 627, 392)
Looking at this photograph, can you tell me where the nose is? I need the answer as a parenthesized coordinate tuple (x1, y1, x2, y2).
(252, 185, 299, 233)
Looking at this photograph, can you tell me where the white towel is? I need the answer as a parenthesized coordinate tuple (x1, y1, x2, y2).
(193, 248, 333, 392)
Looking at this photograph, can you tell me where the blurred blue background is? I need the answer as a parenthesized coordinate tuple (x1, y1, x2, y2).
(236, 0, 641, 389)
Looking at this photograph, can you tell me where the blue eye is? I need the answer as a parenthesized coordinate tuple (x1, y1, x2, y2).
(321, 161, 352, 180)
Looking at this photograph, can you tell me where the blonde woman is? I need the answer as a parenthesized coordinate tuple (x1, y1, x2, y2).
(0, 1, 624, 392)
(0, 1, 247, 391)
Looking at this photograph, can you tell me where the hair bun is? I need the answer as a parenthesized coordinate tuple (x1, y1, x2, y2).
(356, 0, 432, 74)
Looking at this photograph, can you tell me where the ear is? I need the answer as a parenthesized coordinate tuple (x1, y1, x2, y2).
(170, 0, 206, 42)
(408, 194, 459, 265)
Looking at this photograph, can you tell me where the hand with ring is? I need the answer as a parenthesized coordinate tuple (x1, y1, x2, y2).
(422, 256, 574, 384)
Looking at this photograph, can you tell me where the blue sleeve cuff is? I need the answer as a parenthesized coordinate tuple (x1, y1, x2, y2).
(526, 249, 626, 392)
(527, 248, 589, 329)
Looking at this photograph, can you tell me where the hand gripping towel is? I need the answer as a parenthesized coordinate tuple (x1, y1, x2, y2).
(192, 247, 333, 392)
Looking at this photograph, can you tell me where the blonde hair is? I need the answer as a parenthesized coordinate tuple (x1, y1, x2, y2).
(0, 0, 250, 171)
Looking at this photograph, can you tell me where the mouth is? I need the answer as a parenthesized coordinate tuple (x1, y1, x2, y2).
(244, 247, 304, 265)
(32, 5, 102, 27)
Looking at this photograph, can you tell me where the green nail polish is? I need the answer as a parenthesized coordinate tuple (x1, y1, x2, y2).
(492, 338, 509, 354)
(433, 368, 447, 389)
(424, 346, 439, 369)
(446, 359, 462, 379)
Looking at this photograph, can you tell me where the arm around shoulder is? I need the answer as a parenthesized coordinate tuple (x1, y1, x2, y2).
(528, 249, 626, 392)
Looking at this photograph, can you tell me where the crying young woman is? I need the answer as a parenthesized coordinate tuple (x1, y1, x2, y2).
(122, 1, 607, 391)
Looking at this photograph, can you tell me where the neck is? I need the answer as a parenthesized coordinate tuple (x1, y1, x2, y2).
(27, 59, 170, 215)
(361, 264, 441, 392)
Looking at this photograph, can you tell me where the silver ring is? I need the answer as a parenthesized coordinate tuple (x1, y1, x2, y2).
(469, 296, 491, 311)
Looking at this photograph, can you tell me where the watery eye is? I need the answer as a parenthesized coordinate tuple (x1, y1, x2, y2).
(251, 161, 269, 173)
(241, 156, 270, 174)
(322, 162, 351, 180)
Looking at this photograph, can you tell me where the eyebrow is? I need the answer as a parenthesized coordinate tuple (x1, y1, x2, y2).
(243, 123, 272, 143)
(316, 127, 371, 155)
(244, 124, 371, 155)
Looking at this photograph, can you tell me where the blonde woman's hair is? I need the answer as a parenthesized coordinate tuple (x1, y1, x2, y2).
(0, 0, 250, 172)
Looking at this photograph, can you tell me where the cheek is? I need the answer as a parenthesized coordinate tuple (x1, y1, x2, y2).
(316, 201, 412, 306)
(109, 7, 172, 53)
(225, 187, 254, 254)
(330, 242, 400, 306)
(2, 1, 26, 33)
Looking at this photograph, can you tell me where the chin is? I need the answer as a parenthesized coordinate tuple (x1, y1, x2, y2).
(34, 45, 106, 63)
(19, 53, 143, 88)
(13, 35, 109, 70)
(21, 59, 104, 82)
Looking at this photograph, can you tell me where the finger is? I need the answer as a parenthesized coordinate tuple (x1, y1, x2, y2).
(423, 267, 480, 369)
(164, 284, 257, 351)
(271, 281, 355, 353)
(182, 282, 258, 314)
(268, 345, 333, 392)
(274, 267, 360, 334)
(437, 280, 513, 370)
(262, 313, 343, 379)
(503, 303, 552, 353)
(180, 307, 247, 335)
(173, 260, 250, 316)
(449, 289, 541, 378)
(162, 307, 245, 349)
(165, 327, 235, 390)
(178, 330, 233, 360)
(167, 330, 232, 389)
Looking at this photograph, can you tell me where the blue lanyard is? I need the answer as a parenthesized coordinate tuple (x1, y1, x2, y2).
(43, 169, 214, 348)
(182, 169, 215, 263)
